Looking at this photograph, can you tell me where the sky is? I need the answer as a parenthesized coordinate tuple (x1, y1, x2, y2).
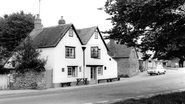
(0, 0, 112, 31)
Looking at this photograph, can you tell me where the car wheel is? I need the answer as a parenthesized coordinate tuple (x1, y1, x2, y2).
(150, 73, 153, 76)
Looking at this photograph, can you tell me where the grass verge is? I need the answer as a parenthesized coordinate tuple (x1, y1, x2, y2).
(114, 91, 185, 104)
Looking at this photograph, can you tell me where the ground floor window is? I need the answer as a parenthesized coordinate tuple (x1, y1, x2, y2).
(68, 66, 77, 77)
(98, 67, 103, 75)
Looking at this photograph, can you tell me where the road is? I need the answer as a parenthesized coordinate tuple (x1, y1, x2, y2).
(0, 68, 185, 104)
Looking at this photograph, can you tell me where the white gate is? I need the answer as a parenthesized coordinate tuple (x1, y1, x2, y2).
(0, 75, 10, 90)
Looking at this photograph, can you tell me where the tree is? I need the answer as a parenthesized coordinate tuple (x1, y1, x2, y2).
(14, 37, 46, 74)
(103, 0, 185, 63)
(0, 11, 35, 58)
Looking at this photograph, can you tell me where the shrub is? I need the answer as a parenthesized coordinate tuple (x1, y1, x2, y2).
(0, 65, 11, 74)
(14, 36, 47, 74)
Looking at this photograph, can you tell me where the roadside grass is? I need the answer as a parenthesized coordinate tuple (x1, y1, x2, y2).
(114, 91, 185, 104)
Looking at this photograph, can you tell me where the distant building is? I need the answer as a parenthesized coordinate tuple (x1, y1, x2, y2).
(166, 58, 185, 68)
(107, 40, 139, 77)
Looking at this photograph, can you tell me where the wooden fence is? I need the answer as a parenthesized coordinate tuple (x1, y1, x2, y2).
(0, 75, 10, 90)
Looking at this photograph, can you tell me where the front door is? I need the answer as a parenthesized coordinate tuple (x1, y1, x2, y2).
(90, 67, 97, 84)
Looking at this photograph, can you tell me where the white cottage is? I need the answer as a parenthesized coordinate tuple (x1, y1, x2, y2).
(77, 27, 117, 84)
(32, 23, 84, 87)
(4, 16, 118, 88)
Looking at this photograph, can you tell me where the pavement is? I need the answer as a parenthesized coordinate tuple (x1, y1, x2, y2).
(0, 77, 129, 96)
(0, 67, 184, 97)
(0, 89, 39, 96)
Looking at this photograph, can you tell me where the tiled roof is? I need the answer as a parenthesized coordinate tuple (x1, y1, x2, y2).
(77, 26, 109, 50)
(76, 26, 97, 45)
(107, 42, 132, 58)
(29, 28, 43, 39)
(32, 24, 73, 48)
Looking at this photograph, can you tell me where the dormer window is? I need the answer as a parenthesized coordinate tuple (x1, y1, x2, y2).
(94, 31, 98, 39)
(69, 28, 73, 37)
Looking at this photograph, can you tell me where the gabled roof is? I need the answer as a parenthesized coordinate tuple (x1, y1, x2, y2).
(76, 26, 97, 45)
(77, 26, 109, 50)
(29, 28, 43, 40)
(32, 24, 82, 48)
(107, 42, 132, 58)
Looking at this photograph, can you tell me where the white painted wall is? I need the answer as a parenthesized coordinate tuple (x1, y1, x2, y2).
(84, 29, 117, 80)
(40, 28, 83, 84)
(39, 48, 55, 69)
(54, 29, 83, 83)
(4, 52, 18, 69)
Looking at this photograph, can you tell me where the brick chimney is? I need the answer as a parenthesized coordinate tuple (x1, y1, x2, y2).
(34, 14, 42, 29)
(58, 16, 66, 25)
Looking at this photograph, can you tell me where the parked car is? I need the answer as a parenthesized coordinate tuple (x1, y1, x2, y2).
(147, 65, 166, 75)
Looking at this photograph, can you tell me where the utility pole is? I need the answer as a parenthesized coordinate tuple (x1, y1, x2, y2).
(39, 0, 41, 17)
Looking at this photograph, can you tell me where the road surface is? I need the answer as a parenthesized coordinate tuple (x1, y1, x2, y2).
(0, 68, 185, 104)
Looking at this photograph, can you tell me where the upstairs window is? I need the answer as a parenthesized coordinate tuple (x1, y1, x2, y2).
(91, 46, 101, 59)
(65, 46, 75, 58)
(68, 66, 77, 77)
(94, 31, 98, 39)
(69, 28, 73, 37)
(12, 61, 16, 67)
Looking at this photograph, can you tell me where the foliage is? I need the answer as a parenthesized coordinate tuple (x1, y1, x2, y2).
(15, 37, 47, 74)
(0, 11, 35, 58)
(103, 0, 185, 60)
(0, 65, 10, 74)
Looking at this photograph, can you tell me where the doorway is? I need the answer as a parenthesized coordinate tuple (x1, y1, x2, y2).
(90, 67, 97, 84)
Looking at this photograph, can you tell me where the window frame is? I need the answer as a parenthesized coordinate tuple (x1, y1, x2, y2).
(65, 46, 75, 59)
(94, 31, 98, 39)
(98, 67, 103, 75)
(91, 46, 101, 59)
(69, 28, 73, 37)
(67, 66, 78, 77)
(62, 68, 65, 72)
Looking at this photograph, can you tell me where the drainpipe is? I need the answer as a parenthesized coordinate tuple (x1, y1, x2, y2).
(82, 46, 86, 78)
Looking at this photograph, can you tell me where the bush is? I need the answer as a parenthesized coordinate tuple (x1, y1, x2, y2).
(14, 37, 47, 74)
(0, 65, 11, 74)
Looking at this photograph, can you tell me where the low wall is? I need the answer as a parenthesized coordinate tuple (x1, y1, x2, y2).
(11, 71, 46, 90)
